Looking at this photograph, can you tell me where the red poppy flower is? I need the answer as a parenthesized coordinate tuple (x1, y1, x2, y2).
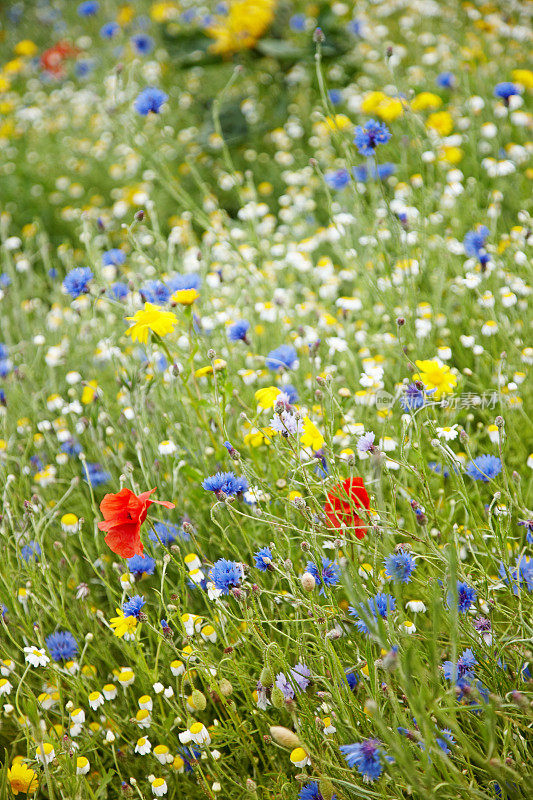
(40, 41, 79, 77)
(98, 488, 174, 558)
(324, 477, 370, 538)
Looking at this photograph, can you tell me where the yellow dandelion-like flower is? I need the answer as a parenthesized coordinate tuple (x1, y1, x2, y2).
(171, 288, 199, 306)
(125, 303, 177, 344)
(109, 609, 138, 638)
(413, 359, 457, 400)
(8, 761, 38, 795)
(300, 417, 324, 450)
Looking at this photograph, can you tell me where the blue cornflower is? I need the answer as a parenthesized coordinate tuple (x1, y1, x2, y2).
(100, 21, 120, 39)
(353, 119, 391, 156)
(45, 630, 79, 662)
(160, 618, 171, 634)
(325, 169, 350, 190)
(102, 248, 126, 266)
(499, 556, 533, 595)
(228, 320, 250, 342)
(61, 439, 82, 456)
(357, 431, 375, 453)
(77, 1, 99, 15)
(384, 552, 416, 583)
(134, 87, 168, 115)
(443, 648, 477, 683)
(463, 226, 490, 265)
(349, 592, 396, 635)
(340, 738, 385, 782)
(0, 358, 12, 378)
(150, 521, 188, 545)
(329, 89, 342, 105)
(122, 595, 145, 618)
(305, 557, 341, 594)
(436, 72, 456, 89)
(210, 559, 242, 594)
(127, 554, 156, 575)
(289, 13, 306, 32)
(265, 344, 298, 371)
(400, 382, 433, 412)
(352, 162, 395, 181)
(345, 670, 358, 691)
(465, 454, 502, 482)
(63, 267, 93, 298)
(202, 471, 248, 497)
(83, 462, 111, 487)
(21, 541, 41, 563)
(284, 384, 299, 404)
(518, 519, 533, 545)
(254, 547, 273, 571)
(166, 273, 201, 293)
(436, 729, 455, 755)
(494, 82, 519, 101)
(76, 61, 94, 79)
(131, 34, 154, 54)
(0, 273, 11, 288)
(111, 282, 129, 300)
(447, 581, 477, 613)
(299, 782, 337, 800)
(140, 280, 170, 304)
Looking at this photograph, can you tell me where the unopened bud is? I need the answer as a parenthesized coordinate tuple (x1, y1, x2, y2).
(269, 726, 302, 749)
(301, 572, 316, 592)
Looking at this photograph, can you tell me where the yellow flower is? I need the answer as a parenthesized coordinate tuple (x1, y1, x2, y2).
(8, 761, 38, 795)
(207, 0, 276, 55)
(300, 417, 324, 450)
(512, 69, 533, 89)
(426, 111, 454, 136)
(81, 380, 98, 405)
(194, 359, 226, 378)
(376, 97, 404, 121)
(361, 91, 387, 114)
(439, 146, 464, 164)
(255, 386, 281, 409)
(413, 359, 457, 399)
(125, 303, 177, 344)
(14, 40, 38, 57)
(110, 609, 138, 638)
(323, 114, 352, 132)
(150, 1, 180, 22)
(171, 288, 199, 306)
(411, 92, 442, 112)
(361, 91, 404, 121)
(243, 427, 273, 447)
(117, 5, 135, 25)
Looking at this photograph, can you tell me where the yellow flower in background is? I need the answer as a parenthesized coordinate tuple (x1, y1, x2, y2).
(14, 40, 38, 57)
(512, 69, 533, 89)
(0, 76, 11, 93)
(413, 359, 457, 399)
(8, 761, 38, 795)
(194, 359, 226, 378)
(109, 609, 138, 638)
(117, 5, 135, 25)
(323, 114, 352, 132)
(125, 303, 177, 344)
(81, 380, 98, 405)
(243, 426, 273, 447)
(411, 92, 442, 111)
(361, 91, 404, 121)
(255, 386, 281, 409)
(150, 1, 180, 22)
(171, 288, 199, 306)
(439, 145, 464, 164)
(376, 97, 404, 121)
(207, 0, 277, 55)
(426, 111, 454, 136)
(300, 417, 324, 450)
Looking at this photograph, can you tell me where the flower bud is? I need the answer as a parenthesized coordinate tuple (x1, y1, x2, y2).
(269, 726, 301, 749)
(300, 572, 316, 592)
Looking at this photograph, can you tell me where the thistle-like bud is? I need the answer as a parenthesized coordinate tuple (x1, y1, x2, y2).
(269, 726, 301, 749)
(300, 572, 316, 592)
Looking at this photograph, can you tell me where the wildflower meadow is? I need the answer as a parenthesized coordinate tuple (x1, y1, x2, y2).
(0, 1, 532, 798)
